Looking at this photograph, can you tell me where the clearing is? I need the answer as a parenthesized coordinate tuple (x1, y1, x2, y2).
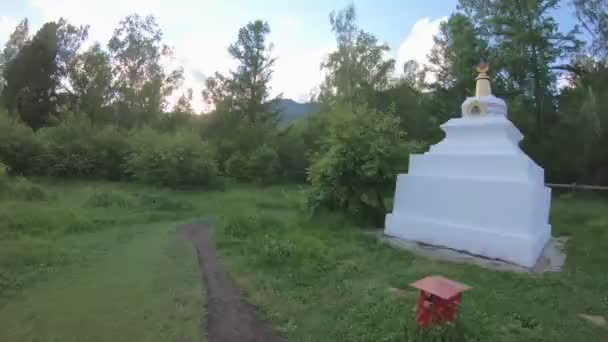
(0, 180, 607, 341)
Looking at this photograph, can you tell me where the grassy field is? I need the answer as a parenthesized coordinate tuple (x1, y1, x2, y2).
(213, 192, 608, 342)
(0, 177, 298, 341)
(0, 222, 205, 342)
(1, 177, 607, 341)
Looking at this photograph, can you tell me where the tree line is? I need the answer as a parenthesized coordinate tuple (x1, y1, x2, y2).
(0, 0, 607, 223)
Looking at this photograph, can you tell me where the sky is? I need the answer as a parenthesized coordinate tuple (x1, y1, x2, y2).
(0, 0, 580, 110)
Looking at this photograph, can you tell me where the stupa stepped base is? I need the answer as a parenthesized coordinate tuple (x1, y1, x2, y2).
(385, 174, 551, 268)
(385, 213, 551, 268)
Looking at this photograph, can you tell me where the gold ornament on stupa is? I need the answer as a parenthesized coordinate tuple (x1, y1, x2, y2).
(462, 61, 494, 117)
(475, 61, 491, 97)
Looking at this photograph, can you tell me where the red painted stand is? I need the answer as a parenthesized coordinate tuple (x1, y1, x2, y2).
(410, 275, 471, 327)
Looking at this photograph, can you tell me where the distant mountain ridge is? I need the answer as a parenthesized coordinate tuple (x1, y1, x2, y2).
(274, 99, 320, 126)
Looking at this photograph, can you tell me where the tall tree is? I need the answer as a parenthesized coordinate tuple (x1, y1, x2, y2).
(2, 18, 89, 129)
(572, 0, 608, 59)
(457, 0, 582, 136)
(55, 19, 89, 88)
(428, 14, 486, 92)
(2, 22, 59, 129)
(1, 19, 30, 64)
(67, 43, 113, 124)
(202, 72, 234, 113)
(0, 19, 30, 101)
(52, 19, 89, 113)
(203, 20, 278, 125)
(228, 20, 277, 124)
(201, 20, 280, 178)
(400, 60, 426, 89)
(426, 13, 488, 119)
(320, 4, 395, 104)
(108, 14, 183, 124)
(173, 88, 194, 114)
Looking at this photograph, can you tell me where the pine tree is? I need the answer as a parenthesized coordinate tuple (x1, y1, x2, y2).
(457, 0, 582, 136)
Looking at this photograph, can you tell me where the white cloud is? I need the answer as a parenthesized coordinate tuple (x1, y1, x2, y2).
(269, 15, 333, 102)
(29, 0, 171, 48)
(0, 16, 18, 47)
(272, 43, 333, 102)
(395, 17, 446, 76)
(557, 73, 573, 90)
(26, 0, 333, 112)
(5, 2, 451, 110)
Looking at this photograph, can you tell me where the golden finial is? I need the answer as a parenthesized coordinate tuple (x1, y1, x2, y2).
(475, 61, 491, 97)
(476, 61, 489, 74)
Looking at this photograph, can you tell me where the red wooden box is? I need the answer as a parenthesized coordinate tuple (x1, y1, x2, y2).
(410, 275, 471, 327)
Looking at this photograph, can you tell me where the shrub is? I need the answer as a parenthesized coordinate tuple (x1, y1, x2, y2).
(222, 212, 281, 239)
(91, 127, 130, 180)
(0, 202, 83, 237)
(247, 144, 280, 183)
(224, 151, 249, 181)
(276, 125, 309, 182)
(258, 232, 332, 274)
(125, 128, 219, 188)
(224, 145, 280, 183)
(260, 235, 297, 262)
(0, 165, 48, 202)
(36, 115, 99, 178)
(0, 163, 8, 191)
(1, 112, 131, 180)
(11, 177, 49, 201)
(306, 103, 413, 225)
(0, 113, 43, 175)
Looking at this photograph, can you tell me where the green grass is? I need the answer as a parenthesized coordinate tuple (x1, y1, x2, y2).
(1, 176, 607, 341)
(213, 192, 608, 342)
(0, 222, 205, 342)
(0, 176, 301, 341)
(0, 177, 301, 299)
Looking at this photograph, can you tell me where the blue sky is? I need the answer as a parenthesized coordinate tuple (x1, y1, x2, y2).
(0, 0, 580, 108)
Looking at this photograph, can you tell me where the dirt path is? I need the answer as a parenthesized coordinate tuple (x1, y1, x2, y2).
(178, 223, 282, 342)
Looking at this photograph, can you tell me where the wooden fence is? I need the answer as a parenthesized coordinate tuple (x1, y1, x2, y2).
(546, 183, 608, 191)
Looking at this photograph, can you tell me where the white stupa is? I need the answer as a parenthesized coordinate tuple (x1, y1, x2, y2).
(385, 63, 552, 268)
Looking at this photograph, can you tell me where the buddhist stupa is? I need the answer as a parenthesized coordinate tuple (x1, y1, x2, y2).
(384, 63, 552, 268)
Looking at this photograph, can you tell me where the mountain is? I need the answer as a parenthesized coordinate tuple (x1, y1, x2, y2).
(274, 99, 320, 126)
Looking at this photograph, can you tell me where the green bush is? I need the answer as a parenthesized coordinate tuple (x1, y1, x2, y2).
(125, 128, 219, 188)
(0, 113, 44, 175)
(0, 202, 84, 237)
(36, 115, 99, 178)
(276, 125, 309, 182)
(307, 103, 413, 225)
(224, 151, 249, 181)
(0, 165, 48, 202)
(258, 232, 331, 275)
(222, 212, 281, 239)
(0, 163, 8, 191)
(11, 177, 49, 201)
(260, 234, 297, 262)
(247, 144, 280, 183)
(91, 127, 130, 180)
(1, 112, 132, 180)
(224, 145, 280, 183)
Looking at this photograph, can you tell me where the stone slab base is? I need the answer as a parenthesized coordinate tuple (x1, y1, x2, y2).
(374, 231, 568, 274)
(385, 213, 551, 268)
